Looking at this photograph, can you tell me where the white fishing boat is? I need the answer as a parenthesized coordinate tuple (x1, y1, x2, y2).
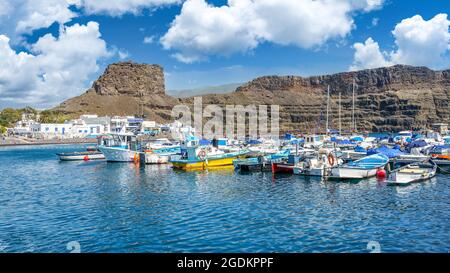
(146, 138, 179, 150)
(330, 154, 389, 179)
(293, 152, 343, 177)
(386, 161, 437, 185)
(98, 133, 140, 162)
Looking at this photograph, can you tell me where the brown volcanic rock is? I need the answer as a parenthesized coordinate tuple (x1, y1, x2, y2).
(56, 63, 449, 133)
(56, 62, 180, 123)
(92, 61, 165, 96)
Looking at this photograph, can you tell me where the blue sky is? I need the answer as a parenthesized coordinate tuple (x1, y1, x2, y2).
(0, 0, 449, 109)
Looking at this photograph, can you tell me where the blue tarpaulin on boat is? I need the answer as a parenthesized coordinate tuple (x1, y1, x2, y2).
(407, 140, 428, 148)
(336, 139, 353, 145)
(247, 139, 262, 145)
(367, 145, 405, 158)
(354, 146, 367, 153)
(284, 133, 294, 140)
(444, 138, 450, 144)
(199, 139, 211, 145)
(290, 139, 303, 144)
(350, 136, 364, 142)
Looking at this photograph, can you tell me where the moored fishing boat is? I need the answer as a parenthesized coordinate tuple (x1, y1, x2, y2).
(430, 145, 450, 171)
(98, 133, 140, 162)
(144, 146, 181, 164)
(170, 136, 249, 170)
(386, 161, 437, 185)
(234, 149, 290, 172)
(330, 153, 389, 179)
(293, 152, 342, 177)
(271, 154, 305, 174)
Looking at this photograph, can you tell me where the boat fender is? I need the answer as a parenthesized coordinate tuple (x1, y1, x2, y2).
(327, 154, 335, 166)
(133, 153, 140, 164)
(83, 155, 89, 161)
(376, 168, 387, 179)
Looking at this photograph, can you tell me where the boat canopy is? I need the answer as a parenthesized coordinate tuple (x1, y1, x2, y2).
(199, 139, 211, 146)
(347, 154, 389, 169)
(367, 145, 405, 158)
(290, 139, 304, 144)
(334, 139, 353, 145)
(407, 140, 428, 148)
(350, 136, 364, 142)
(247, 139, 262, 145)
(354, 146, 367, 153)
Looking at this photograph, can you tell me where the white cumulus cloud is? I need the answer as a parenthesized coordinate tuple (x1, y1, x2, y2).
(161, 0, 384, 63)
(77, 0, 182, 16)
(0, 0, 181, 37)
(351, 13, 450, 70)
(390, 14, 450, 67)
(350, 38, 392, 70)
(0, 22, 110, 107)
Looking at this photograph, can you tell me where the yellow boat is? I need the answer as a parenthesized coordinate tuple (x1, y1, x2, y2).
(170, 146, 248, 171)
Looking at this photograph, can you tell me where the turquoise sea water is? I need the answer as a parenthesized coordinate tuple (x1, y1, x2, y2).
(0, 144, 449, 253)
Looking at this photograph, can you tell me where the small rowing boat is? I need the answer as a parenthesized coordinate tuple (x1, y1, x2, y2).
(57, 150, 105, 161)
(386, 161, 437, 185)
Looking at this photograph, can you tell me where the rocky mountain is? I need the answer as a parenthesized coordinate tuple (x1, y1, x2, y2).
(168, 83, 243, 98)
(56, 61, 449, 133)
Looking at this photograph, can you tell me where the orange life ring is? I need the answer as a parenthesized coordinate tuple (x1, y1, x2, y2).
(198, 150, 207, 160)
(328, 154, 335, 166)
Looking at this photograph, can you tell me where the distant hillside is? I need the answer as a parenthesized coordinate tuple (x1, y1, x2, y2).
(167, 83, 243, 98)
(55, 61, 450, 133)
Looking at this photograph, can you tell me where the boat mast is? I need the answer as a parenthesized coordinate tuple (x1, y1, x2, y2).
(352, 79, 356, 133)
(326, 85, 330, 135)
(339, 92, 342, 135)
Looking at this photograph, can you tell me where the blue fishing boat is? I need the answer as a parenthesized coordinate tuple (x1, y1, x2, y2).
(233, 150, 290, 172)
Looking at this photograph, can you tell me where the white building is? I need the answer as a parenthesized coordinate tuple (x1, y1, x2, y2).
(111, 116, 128, 133)
(30, 123, 73, 138)
(13, 113, 39, 135)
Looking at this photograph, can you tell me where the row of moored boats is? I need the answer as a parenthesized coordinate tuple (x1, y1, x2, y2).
(57, 130, 450, 186)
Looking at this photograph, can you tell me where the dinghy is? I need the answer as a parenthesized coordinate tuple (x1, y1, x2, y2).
(57, 150, 105, 161)
(386, 161, 437, 185)
(330, 154, 389, 179)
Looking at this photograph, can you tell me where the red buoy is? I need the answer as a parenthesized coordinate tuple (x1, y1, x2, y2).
(376, 168, 386, 179)
(83, 155, 89, 161)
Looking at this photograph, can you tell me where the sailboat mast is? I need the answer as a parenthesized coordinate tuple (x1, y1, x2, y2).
(339, 92, 342, 135)
(352, 79, 356, 133)
(326, 85, 330, 135)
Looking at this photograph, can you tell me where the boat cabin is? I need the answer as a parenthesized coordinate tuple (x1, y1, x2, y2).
(100, 133, 137, 150)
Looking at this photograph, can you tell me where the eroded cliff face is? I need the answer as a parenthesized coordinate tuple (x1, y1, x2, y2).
(56, 62, 449, 133)
(227, 65, 450, 132)
(91, 61, 165, 96)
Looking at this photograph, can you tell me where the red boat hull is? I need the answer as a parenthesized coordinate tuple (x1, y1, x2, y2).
(271, 162, 294, 174)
